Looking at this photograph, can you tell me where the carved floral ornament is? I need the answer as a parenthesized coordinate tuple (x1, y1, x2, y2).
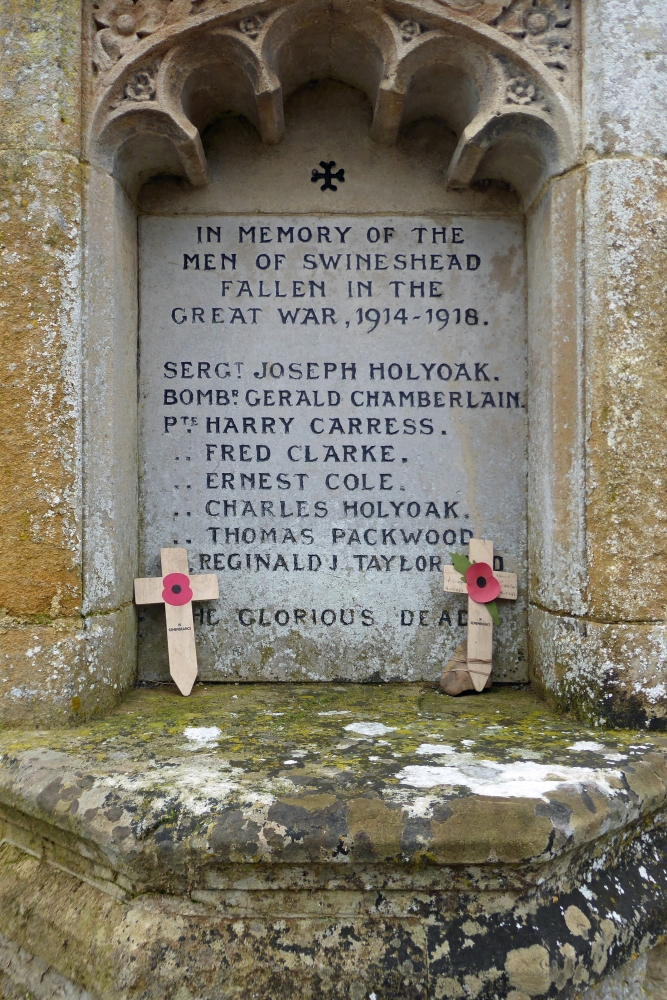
(90, 0, 573, 77)
(398, 19, 422, 42)
(88, 0, 577, 205)
(238, 14, 265, 37)
(89, 0, 502, 64)
(112, 62, 160, 105)
(92, 0, 172, 72)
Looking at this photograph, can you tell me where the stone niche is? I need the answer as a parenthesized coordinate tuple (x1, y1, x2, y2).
(136, 81, 529, 684)
(1, 0, 666, 731)
(83, 0, 586, 699)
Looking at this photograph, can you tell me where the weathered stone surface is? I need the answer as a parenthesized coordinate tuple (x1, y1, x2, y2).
(527, 155, 667, 725)
(0, 0, 81, 155)
(4, 684, 667, 883)
(0, 1, 88, 731)
(584, 158, 667, 623)
(529, 155, 667, 624)
(81, 165, 138, 615)
(582, 0, 667, 158)
(530, 607, 667, 729)
(0, 150, 81, 618)
(0, 606, 136, 728)
(0, 928, 93, 1000)
(530, 608, 667, 730)
(0, 845, 427, 999)
(0, 73, 136, 728)
(527, 168, 586, 617)
(579, 939, 667, 1000)
(1, 685, 667, 998)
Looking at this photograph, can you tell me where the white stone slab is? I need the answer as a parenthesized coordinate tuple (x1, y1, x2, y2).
(138, 215, 527, 682)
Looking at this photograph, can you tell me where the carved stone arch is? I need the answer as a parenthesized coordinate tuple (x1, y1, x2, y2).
(94, 96, 208, 195)
(161, 29, 285, 146)
(448, 108, 563, 199)
(260, 0, 398, 109)
(376, 21, 575, 203)
(87, 0, 578, 206)
(371, 30, 499, 145)
(91, 25, 283, 193)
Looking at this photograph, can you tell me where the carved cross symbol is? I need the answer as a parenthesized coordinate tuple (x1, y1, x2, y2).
(311, 160, 345, 192)
(442, 538, 517, 692)
(134, 548, 219, 697)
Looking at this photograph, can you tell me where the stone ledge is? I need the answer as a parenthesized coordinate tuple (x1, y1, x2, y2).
(1, 683, 667, 998)
(1, 684, 666, 884)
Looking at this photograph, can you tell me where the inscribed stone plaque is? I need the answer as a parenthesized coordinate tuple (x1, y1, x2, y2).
(138, 215, 527, 681)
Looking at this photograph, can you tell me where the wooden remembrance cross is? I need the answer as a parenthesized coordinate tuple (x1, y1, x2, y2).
(134, 547, 219, 696)
(442, 538, 517, 692)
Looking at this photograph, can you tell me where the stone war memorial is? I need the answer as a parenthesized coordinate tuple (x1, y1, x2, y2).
(2, 0, 667, 996)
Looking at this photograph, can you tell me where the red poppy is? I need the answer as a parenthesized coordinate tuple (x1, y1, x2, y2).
(465, 562, 500, 603)
(162, 572, 193, 607)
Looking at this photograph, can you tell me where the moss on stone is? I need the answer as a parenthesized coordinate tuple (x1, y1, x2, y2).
(0, 683, 654, 772)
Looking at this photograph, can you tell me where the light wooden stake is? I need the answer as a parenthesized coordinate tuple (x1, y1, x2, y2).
(443, 538, 517, 692)
(134, 548, 219, 696)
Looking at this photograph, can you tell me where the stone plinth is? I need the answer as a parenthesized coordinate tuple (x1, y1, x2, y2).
(1, 684, 667, 999)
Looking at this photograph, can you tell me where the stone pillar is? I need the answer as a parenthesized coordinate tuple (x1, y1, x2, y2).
(530, 0, 667, 727)
(0, 0, 135, 726)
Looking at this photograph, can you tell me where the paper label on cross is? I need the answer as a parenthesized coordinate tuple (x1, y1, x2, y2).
(134, 548, 219, 696)
(443, 538, 518, 692)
